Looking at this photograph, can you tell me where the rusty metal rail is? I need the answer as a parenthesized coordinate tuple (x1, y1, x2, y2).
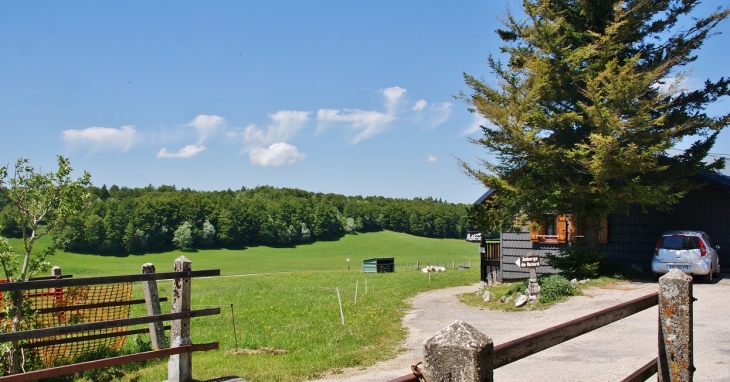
(0, 343, 219, 382)
(493, 292, 657, 367)
(388, 292, 658, 382)
(620, 357, 658, 382)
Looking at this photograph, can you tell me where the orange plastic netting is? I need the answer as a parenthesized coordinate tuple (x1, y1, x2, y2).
(1, 282, 133, 366)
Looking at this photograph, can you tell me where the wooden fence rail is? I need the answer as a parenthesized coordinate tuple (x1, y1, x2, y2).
(389, 269, 694, 382)
(0, 255, 220, 382)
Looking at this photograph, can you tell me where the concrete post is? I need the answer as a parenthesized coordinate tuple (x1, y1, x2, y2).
(658, 269, 694, 382)
(51, 266, 62, 277)
(168, 256, 192, 382)
(421, 320, 494, 382)
(142, 263, 167, 350)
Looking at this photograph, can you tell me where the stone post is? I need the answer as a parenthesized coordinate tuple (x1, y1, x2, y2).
(168, 256, 192, 382)
(658, 269, 693, 382)
(142, 263, 167, 350)
(421, 320, 494, 382)
(51, 266, 62, 277)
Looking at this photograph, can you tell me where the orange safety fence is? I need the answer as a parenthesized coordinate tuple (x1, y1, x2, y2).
(0, 281, 133, 367)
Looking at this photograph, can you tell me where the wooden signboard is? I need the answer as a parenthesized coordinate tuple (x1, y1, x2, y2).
(514, 255, 540, 268)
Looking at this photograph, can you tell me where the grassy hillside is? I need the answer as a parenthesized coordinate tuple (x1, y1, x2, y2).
(6, 230, 477, 277)
(3, 231, 481, 381)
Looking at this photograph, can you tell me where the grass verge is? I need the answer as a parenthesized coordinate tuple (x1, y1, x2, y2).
(458, 276, 624, 312)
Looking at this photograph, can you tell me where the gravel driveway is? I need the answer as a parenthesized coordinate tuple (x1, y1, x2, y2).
(310, 277, 730, 382)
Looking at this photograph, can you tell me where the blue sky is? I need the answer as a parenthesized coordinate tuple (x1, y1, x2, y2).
(1, 1, 728, 204)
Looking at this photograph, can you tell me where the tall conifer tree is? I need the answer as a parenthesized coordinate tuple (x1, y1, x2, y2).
(461, 0, 730, 249)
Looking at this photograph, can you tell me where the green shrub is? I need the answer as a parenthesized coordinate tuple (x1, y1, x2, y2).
(544, 243, 604, 279)
(538, 274, 574, 303)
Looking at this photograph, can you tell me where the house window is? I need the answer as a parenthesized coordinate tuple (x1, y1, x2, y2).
(529, 214, 567, 243)
(530, 214, 607, 244)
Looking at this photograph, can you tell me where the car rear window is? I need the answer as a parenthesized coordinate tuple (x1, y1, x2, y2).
(660, 235, 700, 250)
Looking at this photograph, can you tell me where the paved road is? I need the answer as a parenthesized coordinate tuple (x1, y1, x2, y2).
(310, 276, 730, 382)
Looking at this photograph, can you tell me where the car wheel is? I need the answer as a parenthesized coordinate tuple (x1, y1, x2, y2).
(703, 269, 713, 283)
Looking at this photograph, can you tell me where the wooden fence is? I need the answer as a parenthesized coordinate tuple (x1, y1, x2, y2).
(480, 241, 500, 285)
(389, 269, 695, 382)
(0, 256, 220, 382)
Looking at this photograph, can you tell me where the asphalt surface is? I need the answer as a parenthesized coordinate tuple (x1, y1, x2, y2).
(309, 276, 730, 382)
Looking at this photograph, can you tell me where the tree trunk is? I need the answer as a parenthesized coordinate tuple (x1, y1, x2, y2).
(9, 290, 23, 374)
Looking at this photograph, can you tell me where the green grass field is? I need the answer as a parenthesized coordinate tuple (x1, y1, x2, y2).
(8, 230, 476, 277)
(5, 231, 481, 382)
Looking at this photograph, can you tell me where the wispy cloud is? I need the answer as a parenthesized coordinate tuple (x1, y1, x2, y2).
(461, 114, 490, 136)
(230, 110, 310, 166)
(186, 114, 225, 144)
(241, 110, 310, 147)
(157, 145, 206, 158)
(423, 154, 438, 163)
(653, 74, 700, 96)
(382, 86, 406, 113)
(62, 125, 143, 153)
(413, 99, 427, 111)
(424, 102, 452, 129)
(316, 86, 407, 144)
(249, 142, 305, 166)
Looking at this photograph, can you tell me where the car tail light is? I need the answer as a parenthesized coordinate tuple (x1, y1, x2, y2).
(654, 238, 662, 256)
(699, 239, 707, 257)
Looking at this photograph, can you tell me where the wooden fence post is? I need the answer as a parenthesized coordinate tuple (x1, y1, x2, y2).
(142, 263, 167, 350)
(420, 320, 494, 382)
(658, 269, 693, 382)
(168, 256, 192, 382)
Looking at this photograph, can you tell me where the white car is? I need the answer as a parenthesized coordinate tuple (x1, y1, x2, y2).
(651, 231, 721, 282)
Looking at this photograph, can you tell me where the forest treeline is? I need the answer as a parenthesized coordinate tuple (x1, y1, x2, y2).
(0, 185, 468, 254)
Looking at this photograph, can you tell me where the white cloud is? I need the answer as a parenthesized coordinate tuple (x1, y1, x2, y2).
(241, 110, 310, 147)
(413, 99, 427, 111)
(157, 145, 206, 158)
(316, 108, 397, 144)
(316, 87, 408, 144)
(423, 155, 438, 163)
(62, 125, 143, 153)
(654, 75, 700, 96)
(382, 86, 407, 113)
(461, 114, 490, 135)
(186, 114, 225, 144)
(426, 102, 452, 129)
(249, 142, 305, 166)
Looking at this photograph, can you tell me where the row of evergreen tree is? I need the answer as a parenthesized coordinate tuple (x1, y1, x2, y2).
(0, 185, 469, 254)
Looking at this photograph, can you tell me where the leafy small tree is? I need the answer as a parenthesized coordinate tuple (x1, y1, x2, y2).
(173, 221, 194, 250)
(0, 156, 92, 373)
(200, 219, 216, 247)
(460, 1, 730, 250)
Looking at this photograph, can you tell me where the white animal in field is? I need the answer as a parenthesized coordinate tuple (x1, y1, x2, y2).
(421, 266, 446, 273)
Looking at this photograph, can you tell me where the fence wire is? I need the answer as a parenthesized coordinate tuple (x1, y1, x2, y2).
(1, 282, 133, 367)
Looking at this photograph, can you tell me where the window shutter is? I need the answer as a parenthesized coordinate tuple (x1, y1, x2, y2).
(557, 214, 567, 243)
(598, 216, 608, 244)
(567, 214, 577, 241)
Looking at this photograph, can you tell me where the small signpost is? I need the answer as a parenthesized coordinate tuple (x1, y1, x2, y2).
(346, 258, 350, 271)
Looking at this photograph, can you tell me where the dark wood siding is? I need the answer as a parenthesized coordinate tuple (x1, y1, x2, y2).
(501, 231, 561, 280)
(499, 184, 730, 278)
(602, 186, 730, 272)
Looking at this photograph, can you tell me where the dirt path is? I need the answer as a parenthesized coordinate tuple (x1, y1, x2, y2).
(309, 277, 730, 382)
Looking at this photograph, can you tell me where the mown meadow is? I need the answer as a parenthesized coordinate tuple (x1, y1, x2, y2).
(7, 230, 480, 381)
